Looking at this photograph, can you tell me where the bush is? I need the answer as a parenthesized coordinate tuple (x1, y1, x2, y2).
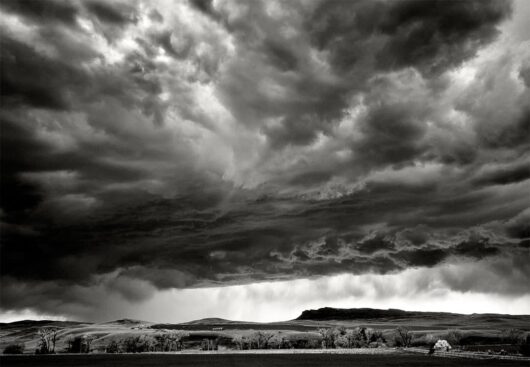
(368, 341, 386, 348)
(366, 329, 385, 344)
(444, 330, 463, 346)
(394, 327, 412, 347)
(502, 329, 525, 345)
(333, 334, 349, 348)
(410, 333, 437, 347)
(520, 334, 530, 357)
(3, 344, 24, 354)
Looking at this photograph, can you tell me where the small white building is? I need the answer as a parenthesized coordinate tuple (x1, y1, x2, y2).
(433, 339, 452, 352)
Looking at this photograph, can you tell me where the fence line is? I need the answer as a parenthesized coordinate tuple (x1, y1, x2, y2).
(407, 347, 530, 361)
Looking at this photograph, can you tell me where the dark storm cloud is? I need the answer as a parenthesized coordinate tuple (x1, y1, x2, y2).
(355, 234, 396, 254)
(213, 1, 352, 148)
(473, 161, 530, 186)
(0, 36, 84, 110)
(394, 247, 449, 267)
(1, 0, 529, 319)
(0, 0, 79, 25)
(505, 209, 530, 239)
(353, 100, 428, 167)
(452, 237, 500, 258)
(85, 0, 138, 25)
(188, 0, 215, 17)
(1, 117, 47, 215)
(520, 65, 530, 87)
(310, 0, 512, 76)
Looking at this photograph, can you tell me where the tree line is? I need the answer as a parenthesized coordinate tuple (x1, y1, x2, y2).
(3, 326, 529, 355)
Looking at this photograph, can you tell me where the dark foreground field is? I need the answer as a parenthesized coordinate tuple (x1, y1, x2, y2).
(1, 354, 528, 367)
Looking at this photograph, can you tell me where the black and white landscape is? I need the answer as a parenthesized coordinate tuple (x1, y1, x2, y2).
(1, 0, 530, 365)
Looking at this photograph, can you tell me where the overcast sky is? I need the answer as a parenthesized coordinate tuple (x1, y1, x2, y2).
(1, 0, 529, 323)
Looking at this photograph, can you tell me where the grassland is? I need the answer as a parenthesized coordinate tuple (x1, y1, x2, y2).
(2, 353, 530, 367)
(2, 309, 529, 360)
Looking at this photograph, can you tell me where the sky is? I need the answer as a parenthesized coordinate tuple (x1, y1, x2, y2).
(0, 0, 529, 323)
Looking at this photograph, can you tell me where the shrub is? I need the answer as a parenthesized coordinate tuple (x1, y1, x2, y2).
(368, 341, 386, 348)
(520, 334, 530, 357)
(306, 338, 321, 349)
(333, 334, 350, 348)
(349, 328, 368, 348)
(3, 344, 24, 354)
(366, 328, 386, 344)
(445, 329, 463, 346)
(410, 333, 437, 347)
(502, 329, 525, 345)
(394, 327, 412, 347)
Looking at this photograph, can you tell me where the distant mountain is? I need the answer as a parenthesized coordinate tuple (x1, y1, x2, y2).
(0, 320, 87, 330)
(180, 318, 246, 325)
(295, 307, 528, 321)
(103, 318, 150, 325)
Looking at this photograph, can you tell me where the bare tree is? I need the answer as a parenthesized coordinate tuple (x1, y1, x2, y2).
(395, 326, 413, 348)
(318, 328, 337, 349)
(256, 331, 274, 349)
(244, 331, 274, 349)
(65, 336, 76, 352)
(153, 330, 188, 352)
(344, 329, 356, 348)
(269, 334, 288, 349)
(445, 329, 463, 346)
(168, 330, 189, 351)
(37, 328, 58, 354)
(232, 334, 244, 350)
(248, 332, 261, 349)
(201, 338, 217, 351)
(84, 335, 96, 353)
(154, 333, 169, 352)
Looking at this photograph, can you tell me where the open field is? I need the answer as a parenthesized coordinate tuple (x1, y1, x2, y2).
(0, 309, 530, 354)
(2, 353, 530, 367)
(2, 309, 529, 357)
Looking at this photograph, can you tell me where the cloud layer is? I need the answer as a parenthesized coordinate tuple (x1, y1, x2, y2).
(1, 0, 529, 320)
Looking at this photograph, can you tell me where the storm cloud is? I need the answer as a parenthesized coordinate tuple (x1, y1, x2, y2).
(1, 0, 529, 321)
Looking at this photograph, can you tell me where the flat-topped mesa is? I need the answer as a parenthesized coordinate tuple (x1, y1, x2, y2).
(104, 318, 148, 325)
(295, 307, 452, 320)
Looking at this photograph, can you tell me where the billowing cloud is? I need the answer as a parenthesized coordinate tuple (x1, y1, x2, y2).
(1, 0, 529, 321)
